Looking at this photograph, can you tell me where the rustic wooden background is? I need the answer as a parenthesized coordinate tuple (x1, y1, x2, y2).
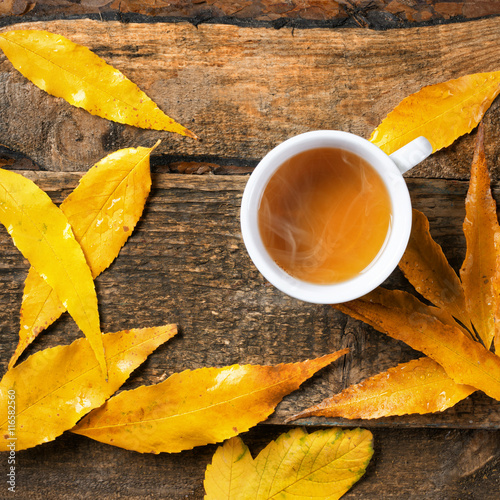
(0, 2, 499, 499)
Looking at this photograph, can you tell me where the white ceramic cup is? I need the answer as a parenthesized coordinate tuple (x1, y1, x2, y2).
(240, 130, 432, 304)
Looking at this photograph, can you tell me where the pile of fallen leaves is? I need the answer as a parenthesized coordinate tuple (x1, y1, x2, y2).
(0, 29, 499, 499)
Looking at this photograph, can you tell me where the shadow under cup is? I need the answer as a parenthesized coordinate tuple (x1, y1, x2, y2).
(240, 131, 413, 304)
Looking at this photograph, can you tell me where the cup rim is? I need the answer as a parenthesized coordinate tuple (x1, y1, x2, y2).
(240, 130, 412, 304)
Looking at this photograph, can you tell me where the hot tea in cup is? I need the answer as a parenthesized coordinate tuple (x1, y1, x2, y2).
(240, 130, 432, 304)
(258, 146, 392, 285)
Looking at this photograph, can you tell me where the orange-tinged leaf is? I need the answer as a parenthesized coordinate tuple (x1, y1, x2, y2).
(0, 30, 197, 138)
(337, 286, 468, 337)
(399, 209, 471, 331)
(0, 168, 106, 377)
(288, 357, 475, 421)
(369, 71, 500, 154)
(10, 144, 156, 369)
(335, 289, 500, 401)
(494, 232, 500, 352)
(204, 428, 373, 500)
(0, 324, 177, 451)
(460, 123, 499, 349)
(72, 349, 349, 453)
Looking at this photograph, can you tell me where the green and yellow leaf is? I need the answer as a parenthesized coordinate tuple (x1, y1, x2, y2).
(204, 428, 373, 500)
(11, 144, 156, 368)
(0, 324, 177, 451)
(288, 357, 475, 421)
(0, 30, 196, 138)
(204, 435, 256, 499)
(72, 350, 349, 453)
(370, 71, 500, 154)
(0, 168, 105, 376)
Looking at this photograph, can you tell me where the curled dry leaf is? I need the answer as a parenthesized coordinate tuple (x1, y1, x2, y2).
(460, 123, 499, 349)
(10, 143, 157, 369)
(0, 30, 197, 138)
(336, 288, 500, 401)
(0, 168, 105, 377)
(72, 349, 349, 453)
(0, 324, 177, 451)
(399, 209, 471, 332)
(204, 427, 373, 500)
(338, 286, 467, 338)
(495, 231, 500, 352)
(369, 71, 500, 154)
(289, 357, 476, 421)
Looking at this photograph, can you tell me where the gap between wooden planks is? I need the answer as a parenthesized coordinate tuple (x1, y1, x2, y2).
(0, 18, 499, 176)
(0, 171, 499, 428)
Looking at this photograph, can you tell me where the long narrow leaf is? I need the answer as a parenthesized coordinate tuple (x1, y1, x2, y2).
(460, 123, 499, 349)
(370, 71, 500, 154)
(0, 30, 197, 138)
(72, 350, 348, 453)
(0, 324, 177, 451)
(0, 168, 106, 376)
(335, 289, 500, 401)
(11, 144, 156, 368)
(399, 209, 471, 331)
(288, 357, 475, 421)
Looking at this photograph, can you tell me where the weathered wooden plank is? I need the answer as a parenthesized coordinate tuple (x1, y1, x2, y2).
(13, 426, 500, 499)
(1, 171, 499, 430)
(0, 18, 499, 176)
(2, 0, 499, 27)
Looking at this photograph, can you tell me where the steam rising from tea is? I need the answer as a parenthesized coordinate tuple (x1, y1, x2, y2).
(258, 147, 392, 284)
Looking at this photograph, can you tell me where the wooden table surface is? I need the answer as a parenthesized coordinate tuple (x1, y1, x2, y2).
(1, 2, 500, 498)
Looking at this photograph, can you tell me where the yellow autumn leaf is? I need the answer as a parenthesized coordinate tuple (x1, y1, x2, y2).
(72, 349, 349, 453)
(0, 324, 177, 451)
(335, 288, 500, 401)
(399, 209, 471, 332)
(460, 123, 499, 349)
(0, 30, 197, 138)
(205, 435, 256, 500)
(288, 357, 475, 421)
(11, 143, 157, 369)
(0, 168, 106, 377)
(369, 71, 500, 154)
(204, 428, 373, 500)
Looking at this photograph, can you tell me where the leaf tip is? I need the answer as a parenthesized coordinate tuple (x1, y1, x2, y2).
(183, 127, 199, 140)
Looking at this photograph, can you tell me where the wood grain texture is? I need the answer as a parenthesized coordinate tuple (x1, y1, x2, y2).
(0, 16, 499, 499)
(1, 170, 499, 430)
(2, 0, 499, 27)
(0, 18, 499, 176)
(10, 426, 500, 499)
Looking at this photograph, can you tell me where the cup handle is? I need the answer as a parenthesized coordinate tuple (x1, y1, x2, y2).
(389, 136, 433, 174)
